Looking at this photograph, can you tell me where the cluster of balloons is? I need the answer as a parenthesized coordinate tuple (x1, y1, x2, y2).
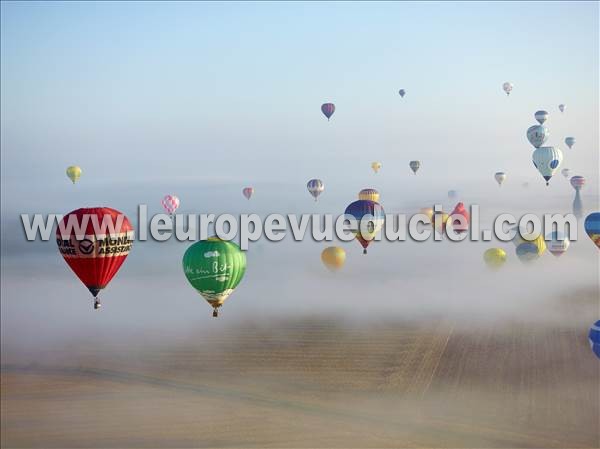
(526, 110, 563, 186)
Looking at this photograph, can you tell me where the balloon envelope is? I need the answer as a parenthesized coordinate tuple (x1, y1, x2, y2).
(307, 179, 324, 201)
(66, 166, 82, 184)
(371, 162, 382, 173)
(56, 207, 133, 303)
(532, 146, 563, 185)
(182, 238, 246, 316)
(502, 82, 513, 95)
(494, 172, 506, 186)
(344, 200, 385, 254)
(565, 137, 576, 149)
(409, 160, 420, 174)
(584, 213, 600, 250)
(546, 231, 570, 257)
(321, 247, 346, 272)
(321, 103, 335, 120)
(448, 202, 469, 234)
(358, 188, 380, 202)
(526, 125, 549, 148)
(483, 248, 507, 269)
(561, 168, 571, 178)
(399, 89, 406, 97)
(243, 187, 254, 200)
(534, 110, 549, 125)
(589, 320, 600, 359)
(570, 176, 585, 191)
(558, 104, 565, 113)
(161, 195, 180, 214)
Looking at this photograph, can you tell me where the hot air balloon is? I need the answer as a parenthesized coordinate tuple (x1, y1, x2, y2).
(56, 207, 133, 309)
(409, 160, 421, 175)
(432, 212, 449, 235)
(589, 320, 600, 359)
(321, 247, 346, 272)
(494, 172, 507, 186)
(161, 195, 180, 215)
(371, 162, 382, 173)
(526, 125, 549, 148)
(532, 146, 563, 185)
(565, 137, 576, 149)
(182, 237, 246, 317)
(570, 176, 585, 191)
(502, 82, 513, 96)
(358, 188, 380, 202)
(66, 166, 82, 184)
(558, 104, 565, 113)
(344, 200, 385, 254)
(448, 190, 458, 200)
(448, 202, 469, 234)
(546, 231, 570, 257)
(561, 168, 571, 178)
(534, 110, 549, 125)
(584, 212, 600, 250)
(321, 103, 335, 121)
(512, 231, 546, 263)
(483, 248, 507, 269)
(399, 89, 406, 98)
(243, 187, 254, 200)
(307, 179, 324, 201)
(419, 207, 434, 221)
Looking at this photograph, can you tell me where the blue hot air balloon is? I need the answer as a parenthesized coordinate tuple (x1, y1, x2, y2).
(589, 320, 600, 359)
(344, 200, 385, 255)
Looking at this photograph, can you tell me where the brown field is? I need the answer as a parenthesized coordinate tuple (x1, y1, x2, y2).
(2, 296, 599, 448)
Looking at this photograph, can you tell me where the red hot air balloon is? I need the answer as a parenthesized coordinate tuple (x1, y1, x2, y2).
(321, 103, 335, 121)
(449, 202, 470, 234)
(243, 187, 254, 200)
(56, 207, 133, 309)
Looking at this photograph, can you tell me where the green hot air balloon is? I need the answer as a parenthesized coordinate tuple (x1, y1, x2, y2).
(182, 237, 246, 317)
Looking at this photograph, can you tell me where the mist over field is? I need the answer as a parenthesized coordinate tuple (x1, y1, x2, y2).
(2, 1, 599, 447)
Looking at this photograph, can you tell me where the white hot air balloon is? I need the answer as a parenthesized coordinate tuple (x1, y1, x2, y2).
(494, 172, 507, 186)
(561, 168, 571, 179)
(534, 110, 548, 125)
(546, 231, 570, 257)
(565, 136, 576, 149)
(307, 179, 324, 201)
(558, 104, 565, 113)
(526, 125, 549, 148)
(532, 146, 563, 186)
(502, 82, 513, 96)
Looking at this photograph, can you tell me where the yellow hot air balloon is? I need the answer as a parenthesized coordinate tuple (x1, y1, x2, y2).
(483, 248, 507, 269)
(66, 166, 82, 184)
(321, 247, 346, 272)
(371, 162, 382, 173)
(419, 207, 434, 221)
(358, 188, 380, 202)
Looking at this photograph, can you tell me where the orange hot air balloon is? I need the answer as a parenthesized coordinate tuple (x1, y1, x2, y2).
(449, 202, 469, 234)
(56, 207, 133, 309)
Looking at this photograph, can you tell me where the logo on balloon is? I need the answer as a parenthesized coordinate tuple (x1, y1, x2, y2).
(78, 238, 95, 255)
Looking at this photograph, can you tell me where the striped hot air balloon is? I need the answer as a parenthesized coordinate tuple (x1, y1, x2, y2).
(570, 176, 585, 191)
(321, 103, 335, 120)
(358, 188, 380, 202)
(56, 207, 133, 309)
(307, 179, 324, 201)
(546, 231, 570, 257)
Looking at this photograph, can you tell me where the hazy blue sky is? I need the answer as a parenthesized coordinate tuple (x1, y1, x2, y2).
(1, 1, 598, 214)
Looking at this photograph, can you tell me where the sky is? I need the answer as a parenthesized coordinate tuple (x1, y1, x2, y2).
(1, 2, 599, 345)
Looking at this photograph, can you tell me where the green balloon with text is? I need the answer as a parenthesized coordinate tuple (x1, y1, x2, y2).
(182, 237, 246, 317)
